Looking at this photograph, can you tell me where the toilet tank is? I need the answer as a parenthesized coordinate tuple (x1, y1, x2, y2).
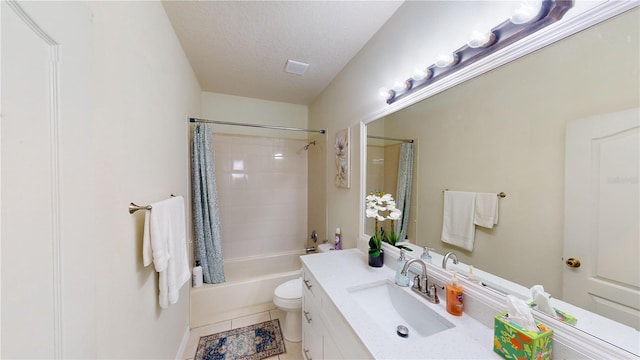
(318, 243, 332, 253)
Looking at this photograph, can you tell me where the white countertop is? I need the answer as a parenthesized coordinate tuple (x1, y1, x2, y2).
(301, 249, 501, 359)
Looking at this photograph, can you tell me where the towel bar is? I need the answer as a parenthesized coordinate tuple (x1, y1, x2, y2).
(129, 194, 176, 214)
(129, 203, 152, 214)
(443, 190, 506, 198)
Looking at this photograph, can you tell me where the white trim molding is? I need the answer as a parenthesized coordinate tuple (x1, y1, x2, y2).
(6, 1, 64, 358)
(175, 325, 191, 360)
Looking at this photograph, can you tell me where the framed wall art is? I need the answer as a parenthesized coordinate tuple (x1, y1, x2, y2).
(334, 128, 350, 188)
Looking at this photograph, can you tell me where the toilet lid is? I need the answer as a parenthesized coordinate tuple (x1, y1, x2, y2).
(275, 278, 302, 300)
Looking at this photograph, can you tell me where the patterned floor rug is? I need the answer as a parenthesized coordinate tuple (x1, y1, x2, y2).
(195, 319, 286, 360)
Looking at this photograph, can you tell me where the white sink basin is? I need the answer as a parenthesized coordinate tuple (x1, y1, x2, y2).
(348, 280, 454, 339)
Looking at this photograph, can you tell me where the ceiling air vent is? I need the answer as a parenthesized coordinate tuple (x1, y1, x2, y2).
(284, 60, 309, 75)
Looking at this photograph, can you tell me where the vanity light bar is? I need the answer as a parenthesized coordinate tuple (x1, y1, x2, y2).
(384, 0, 574, 105)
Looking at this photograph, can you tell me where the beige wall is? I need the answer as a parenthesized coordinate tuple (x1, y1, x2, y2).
(201, 92, 308, 139)
(309, 2, 639, 298)
(91, 2, 201, 357)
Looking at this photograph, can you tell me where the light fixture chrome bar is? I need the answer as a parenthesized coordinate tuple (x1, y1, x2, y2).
(368, 135, 414, 143)
(189, 117, 326, 134)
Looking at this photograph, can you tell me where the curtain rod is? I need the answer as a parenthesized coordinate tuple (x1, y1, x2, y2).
(367, 135, 414, 143)
(189, 117, 326, 134)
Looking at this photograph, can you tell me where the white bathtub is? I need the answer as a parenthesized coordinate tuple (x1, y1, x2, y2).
(190, 250, 303, 328)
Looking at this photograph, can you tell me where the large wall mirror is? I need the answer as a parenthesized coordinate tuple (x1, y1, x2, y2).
(364, 6, 639, 356)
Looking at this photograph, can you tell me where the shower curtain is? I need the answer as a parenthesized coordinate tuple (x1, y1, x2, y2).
(394, 143, 414, 243)
(192, 124, 225, 284)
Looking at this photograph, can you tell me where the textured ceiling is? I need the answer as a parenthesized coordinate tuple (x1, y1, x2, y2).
(162, 1, 403, 105)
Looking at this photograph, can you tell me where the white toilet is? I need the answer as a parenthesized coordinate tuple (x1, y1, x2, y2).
(273, 278, 303, 342)
(273, 243, 331, 343)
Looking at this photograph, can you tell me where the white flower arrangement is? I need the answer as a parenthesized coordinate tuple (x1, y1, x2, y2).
(365, 192, 402, 222)
(365, 192, 402, 256)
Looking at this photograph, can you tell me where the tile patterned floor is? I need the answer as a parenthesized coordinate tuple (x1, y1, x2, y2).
(182, 309, 302, 360)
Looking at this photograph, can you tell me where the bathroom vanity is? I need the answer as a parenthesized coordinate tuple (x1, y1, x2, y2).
(301, 256, 370, 360)
(302, 247, 639, 359)
(300, 249, 499, 359)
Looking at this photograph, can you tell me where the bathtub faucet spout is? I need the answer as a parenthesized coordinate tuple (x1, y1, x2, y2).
(305, 246, 316, 254)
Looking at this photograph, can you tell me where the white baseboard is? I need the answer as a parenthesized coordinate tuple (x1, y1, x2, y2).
(175, 325, 191, 360)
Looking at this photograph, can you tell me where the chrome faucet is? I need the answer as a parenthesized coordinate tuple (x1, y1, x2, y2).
(442, 251, 459, 269)
(401, 258, 439, 304)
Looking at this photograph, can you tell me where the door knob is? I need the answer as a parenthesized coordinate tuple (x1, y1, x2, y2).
(565, 258, 581, 268)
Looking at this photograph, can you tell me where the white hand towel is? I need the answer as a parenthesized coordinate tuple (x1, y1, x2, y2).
(142, 196, 190, 308)
(441, 191, 476, 251)
(474, 192, 499, 229)
(143, 208, 168, 272)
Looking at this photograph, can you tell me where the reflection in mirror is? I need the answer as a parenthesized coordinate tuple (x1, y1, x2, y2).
(364, 8, 639, 356)
(365, 130, 416, 247)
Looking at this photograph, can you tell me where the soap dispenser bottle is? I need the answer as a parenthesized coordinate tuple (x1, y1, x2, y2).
(395, 249, 410, 287)
(420, 247, 433, 264)
(468, 265, 479, 284)
(446, 271, 464, 316)
(192, 260, 203, 288)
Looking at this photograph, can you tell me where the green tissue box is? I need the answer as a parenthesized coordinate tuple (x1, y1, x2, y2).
(552, 308, 577, 326)
(494, 312, 553, 360)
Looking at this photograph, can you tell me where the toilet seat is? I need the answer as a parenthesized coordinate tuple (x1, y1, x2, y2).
(274, 278, 302, 300)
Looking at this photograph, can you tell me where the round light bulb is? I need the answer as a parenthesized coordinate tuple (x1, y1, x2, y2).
(435, 53, 458, 68)
(510, 0, 542, 25)
(392, 81, 409, 93)
(467, 30, 495, 48)
(378, 87, 392, 99)
(411, 68, 432, 81)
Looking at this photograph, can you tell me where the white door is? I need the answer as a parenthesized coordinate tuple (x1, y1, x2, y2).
(1, 2, 92, 357)
(563, 108, 640, 330)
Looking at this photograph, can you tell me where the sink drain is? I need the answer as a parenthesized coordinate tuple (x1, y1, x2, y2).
(396, 325, 409, 338)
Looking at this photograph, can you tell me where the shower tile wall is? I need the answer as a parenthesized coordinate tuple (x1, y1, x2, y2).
(213, 134, 308, 259)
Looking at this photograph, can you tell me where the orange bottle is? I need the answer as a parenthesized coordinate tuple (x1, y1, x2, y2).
(446, 271, 464, 316)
